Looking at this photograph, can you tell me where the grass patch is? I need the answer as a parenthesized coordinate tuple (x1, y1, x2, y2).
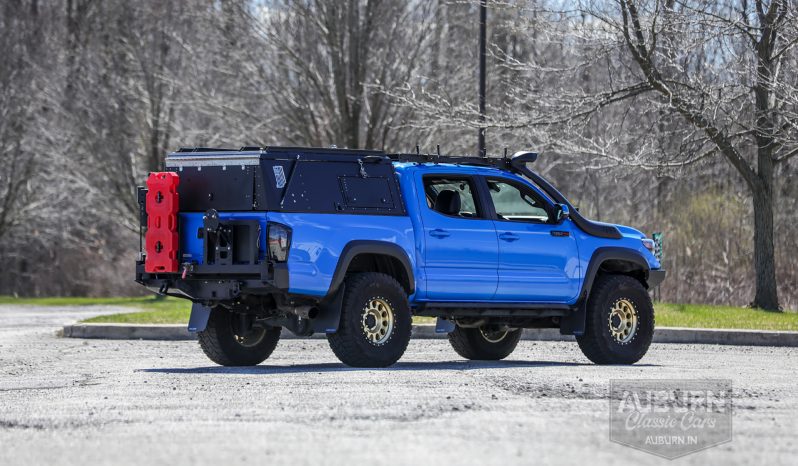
(79, 301, 795, 329)
(655, 303, 798, 331)
(82, 306, 192, 324)
(83, 305, 436, 324)
(0, 296, 158, 306)
(78, 297, 191, 324)
(0, 295, 192, 324)
(3, 295, 795, 330)
(73, 302, 798, 329)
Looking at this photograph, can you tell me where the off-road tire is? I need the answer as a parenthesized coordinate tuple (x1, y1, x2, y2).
(327, 272, 412, 368)
(576, 274, 654, 365)
(448, 326, 523, 360)
(198, 309, 281, 366)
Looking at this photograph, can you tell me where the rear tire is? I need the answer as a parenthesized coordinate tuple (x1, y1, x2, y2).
(327, 272, 412, 368)
(448, 325, 522, 360)
(198, 309, 281, 366)
(576, 274, 654, 365)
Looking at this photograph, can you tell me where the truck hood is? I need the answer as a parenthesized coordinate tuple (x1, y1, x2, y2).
(581, 220, 646, 240)
(614, 224, 646, 239)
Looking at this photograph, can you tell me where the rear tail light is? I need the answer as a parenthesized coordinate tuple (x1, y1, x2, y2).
(267, 222, 291, 262)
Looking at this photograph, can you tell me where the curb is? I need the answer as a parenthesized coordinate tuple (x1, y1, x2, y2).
(61, 323, 798, 347)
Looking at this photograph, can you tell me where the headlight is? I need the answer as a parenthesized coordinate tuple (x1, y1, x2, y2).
(267, 222, 291, 262)
(641, 238, 655, 253)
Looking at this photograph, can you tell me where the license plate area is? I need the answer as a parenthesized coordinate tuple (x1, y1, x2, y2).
(203, 220, 261, 266)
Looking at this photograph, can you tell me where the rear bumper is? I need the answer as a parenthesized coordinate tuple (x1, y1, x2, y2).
(647, 269, 666, 288)
(135, 260, 289, 302)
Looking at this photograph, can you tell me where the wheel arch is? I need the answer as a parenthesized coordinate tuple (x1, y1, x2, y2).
(560, 247, 651, 336)
(582, 247, 651, 295)
(314, 241, 415, 335)
(326, 240, 415, 296)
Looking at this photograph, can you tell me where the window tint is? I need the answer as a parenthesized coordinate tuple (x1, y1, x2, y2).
(487, 179, 550, 222)
(423, 177, 481, 218)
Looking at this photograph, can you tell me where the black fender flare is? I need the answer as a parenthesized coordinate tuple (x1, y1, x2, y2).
(325, 240, 415, 296)
(579, 247, 651, 298)
(560, 247, 651, 336)
(314, 240, 415, 334)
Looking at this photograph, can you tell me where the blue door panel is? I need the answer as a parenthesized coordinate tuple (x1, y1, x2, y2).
(414, 171, 498, 300)
(493, 220, 581, 302)
(422, 217, 498, 300)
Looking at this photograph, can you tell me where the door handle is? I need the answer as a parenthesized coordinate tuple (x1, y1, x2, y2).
(498, 232, 520, 242)
(430, 229, 451, 238)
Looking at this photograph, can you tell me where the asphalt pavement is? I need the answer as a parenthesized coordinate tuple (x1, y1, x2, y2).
(1, 304, 796, 466)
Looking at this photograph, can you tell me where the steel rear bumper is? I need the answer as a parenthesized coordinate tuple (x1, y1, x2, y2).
(135, 260, 289, 301)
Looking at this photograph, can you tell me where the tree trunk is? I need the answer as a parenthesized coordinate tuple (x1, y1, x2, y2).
(750, 0, 781, 311)
(751, 184, 779, 310)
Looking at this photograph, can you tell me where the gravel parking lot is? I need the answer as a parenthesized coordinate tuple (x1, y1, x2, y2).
(1, 304, 796, 466)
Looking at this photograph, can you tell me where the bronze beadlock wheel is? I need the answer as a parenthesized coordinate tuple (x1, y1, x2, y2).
(607, 298, 639, 344)
(478, 326, 510, 343)
(233, 327, 268, 347)
(448, 324, 522, 360)
(327, 272, 412, 368)
(576, 274, 654, 365)
(361, 297, 395, 346)
(198, 309, 281, 366)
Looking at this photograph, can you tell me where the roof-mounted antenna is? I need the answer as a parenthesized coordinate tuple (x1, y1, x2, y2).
(503, 148, 508, 159)
(415, 145, 420, 155)
(436, 145, 441, 157)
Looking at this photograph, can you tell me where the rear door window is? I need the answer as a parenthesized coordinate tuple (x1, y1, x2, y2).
(423, 176, 483, 218)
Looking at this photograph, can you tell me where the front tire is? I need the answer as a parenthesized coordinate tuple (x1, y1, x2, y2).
(327, 273, 412, 368)
(576, 274, 654, 365)
(198, 309, 281, 366)
(448, 325, 523, 360)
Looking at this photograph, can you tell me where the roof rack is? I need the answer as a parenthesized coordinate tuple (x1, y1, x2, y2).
(176, 147, 244, 152)
(387, 152, 508, 169)
(171, 146, 538, 170)
(175, 146, 278, 152)
(386, 150, 538, 170)
(174, 146, 384, 155)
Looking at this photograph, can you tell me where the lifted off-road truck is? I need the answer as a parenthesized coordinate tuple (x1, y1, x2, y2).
(135, 146, 665, 367)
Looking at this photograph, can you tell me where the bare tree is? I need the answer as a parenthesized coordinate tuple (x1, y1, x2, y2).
(0, 0, 40, 241)
(1, 0, 795, 308)
(378, 0, 798, 309)
(594, 0, 798, 310)
(251, 0, 436, 149)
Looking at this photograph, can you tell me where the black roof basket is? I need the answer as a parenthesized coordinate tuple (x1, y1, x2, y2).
(176, 147, 243, 152)
(171, 146, 539, 170)
(387, 150, 538, 171)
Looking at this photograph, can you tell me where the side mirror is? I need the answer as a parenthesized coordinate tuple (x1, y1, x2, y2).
(556, 203, 570, 223)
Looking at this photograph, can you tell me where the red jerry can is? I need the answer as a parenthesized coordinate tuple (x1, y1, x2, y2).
(145, 172, 180, 273)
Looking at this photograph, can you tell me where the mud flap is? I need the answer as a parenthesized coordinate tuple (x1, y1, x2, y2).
(559, 302, 586, 336)
(188, 303, 212, 332)
(313, 283, 346, 334)
(435, 317, 456, 333)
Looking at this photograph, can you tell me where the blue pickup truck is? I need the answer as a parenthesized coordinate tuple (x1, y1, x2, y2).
(136, 146, 664, 367)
